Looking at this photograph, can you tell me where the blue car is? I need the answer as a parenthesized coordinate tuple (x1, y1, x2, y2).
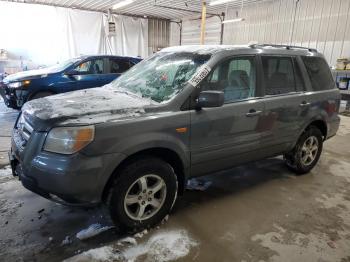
(0, 55, 142, 109)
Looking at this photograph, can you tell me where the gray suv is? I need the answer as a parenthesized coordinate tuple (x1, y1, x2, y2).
(10, 44, 340, 232)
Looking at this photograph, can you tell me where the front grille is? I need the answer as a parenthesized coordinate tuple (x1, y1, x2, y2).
(16, 114, 33, 145)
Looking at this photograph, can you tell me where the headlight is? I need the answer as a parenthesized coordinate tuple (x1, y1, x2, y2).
(43, 126, 95, 154)
(8, 80, 31, 88)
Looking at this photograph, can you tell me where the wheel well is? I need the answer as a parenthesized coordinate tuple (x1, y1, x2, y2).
(28, 90, 56, 101)
(308, 120, 327, 139)
(102, 148, 186, 202)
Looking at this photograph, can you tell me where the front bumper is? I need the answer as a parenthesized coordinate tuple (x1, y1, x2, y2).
(0, 83, 28, 109)
(10, 124, 126, 206)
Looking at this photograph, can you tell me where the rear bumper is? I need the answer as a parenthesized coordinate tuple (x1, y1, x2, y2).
(326, 116, 341, 140)
(11, 128, 126, 206)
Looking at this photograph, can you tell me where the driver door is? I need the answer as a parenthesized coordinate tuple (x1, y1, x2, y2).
(190, 56, 265, 176)
(69, 58, 106, 91)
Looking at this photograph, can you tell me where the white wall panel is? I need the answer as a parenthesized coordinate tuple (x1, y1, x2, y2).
(170, 22, 181, 46)
(148, 19, 170, 54)
(181, 16, 222, 45)
(222, 0, 350, 66)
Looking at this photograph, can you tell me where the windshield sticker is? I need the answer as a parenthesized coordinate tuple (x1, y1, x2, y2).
(188, 65, 211, 87)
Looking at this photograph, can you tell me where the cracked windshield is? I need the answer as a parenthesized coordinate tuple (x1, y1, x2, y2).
(111, 52, 211, 103)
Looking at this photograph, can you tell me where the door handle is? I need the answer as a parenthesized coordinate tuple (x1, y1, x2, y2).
(246, 110, 262, 117)
(299, 101, 310, 107)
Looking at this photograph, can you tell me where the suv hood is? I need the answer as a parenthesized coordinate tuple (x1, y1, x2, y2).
(22, 86, 157, 125)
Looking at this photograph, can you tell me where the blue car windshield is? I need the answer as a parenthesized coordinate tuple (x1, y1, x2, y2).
(45, 57, 83, 73)
(110, 52, 211, 103)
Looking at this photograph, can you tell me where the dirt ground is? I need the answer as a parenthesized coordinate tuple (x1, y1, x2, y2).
(1, 99, 350, 262)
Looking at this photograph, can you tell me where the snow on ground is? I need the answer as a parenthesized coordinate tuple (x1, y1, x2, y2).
(61, 236, 73, 246)
(0, 166, 13, 183)
(0, 166, 12, 176)
(117, 237, 137, 246)
(187, 178, 212, 191)
(123, 230, 198, 262)
(76, 223, 114, 241)
(133, 229, 148, 239)
(65, 230, 198, 262)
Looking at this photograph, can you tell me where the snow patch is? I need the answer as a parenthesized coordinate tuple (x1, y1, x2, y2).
(0, 166, 14, 183)
(118, 237, 137, 246)
(160, 45, 249, 54)
(61, 236, 72, 246)
(187, 178, 212, 191)
(0, 166, 12, 176)
(65, 246, 119, 262)
(23, 87, 157, 124)
(123, 230, 198, 262)
(76, 223, 114, 241)
(65, 230, 198, 262)
(134, 229, 148, 239)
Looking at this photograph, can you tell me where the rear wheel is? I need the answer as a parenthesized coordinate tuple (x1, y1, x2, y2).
(108, 157, 178, 233)
(284, 126, 323, 175)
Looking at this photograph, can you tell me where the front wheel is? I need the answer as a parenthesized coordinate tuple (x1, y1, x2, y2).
(108, 157, 178, 233)
(284, 126, 323, 175)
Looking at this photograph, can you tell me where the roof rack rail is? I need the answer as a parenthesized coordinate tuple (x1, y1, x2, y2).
(249, 43, 317, 52)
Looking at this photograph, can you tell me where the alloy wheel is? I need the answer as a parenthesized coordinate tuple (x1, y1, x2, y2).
(300, 136, 319, 166)
(124, 174, 167, 221)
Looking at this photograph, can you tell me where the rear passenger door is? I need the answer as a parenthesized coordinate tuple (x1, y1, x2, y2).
(259, 55, 307, 155)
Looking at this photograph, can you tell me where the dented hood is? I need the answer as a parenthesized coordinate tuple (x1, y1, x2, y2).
(22, 86, 156, 125)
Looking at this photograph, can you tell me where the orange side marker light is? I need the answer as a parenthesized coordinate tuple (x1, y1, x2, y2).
(176, 127, 187, 133)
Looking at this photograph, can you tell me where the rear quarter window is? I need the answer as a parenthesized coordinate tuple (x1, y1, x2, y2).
(301, 56, 335, 91)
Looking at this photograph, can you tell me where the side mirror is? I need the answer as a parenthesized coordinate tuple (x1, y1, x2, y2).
(65, 69, 79, 76)
(196, 90, 224, 109)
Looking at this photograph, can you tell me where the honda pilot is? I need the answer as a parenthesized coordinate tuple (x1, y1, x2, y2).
(10, 44, 340, 232)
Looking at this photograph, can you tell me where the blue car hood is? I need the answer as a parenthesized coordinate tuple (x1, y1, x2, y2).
(4, 68, 58, 82)
(22, 86, 157, 125)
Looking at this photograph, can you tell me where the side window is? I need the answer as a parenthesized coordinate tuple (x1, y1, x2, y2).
(301, 56, 335, 91)
(208, 67, 219, 83)
(75, 59, 104, 74)
(109, 59, 131, 74)
(262, 56, 296, 95)
(203, 56, 256, 103)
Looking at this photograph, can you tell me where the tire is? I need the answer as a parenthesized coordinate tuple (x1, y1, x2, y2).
(284, 126, 323, 175)
(108, 156, 178, 233)
(29, 91, 54, 101)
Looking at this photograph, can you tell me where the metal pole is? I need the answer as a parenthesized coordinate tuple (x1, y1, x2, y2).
(220, 13, 225, 44)
(200, 1, 207, 45)
(180, 21, 183, 46)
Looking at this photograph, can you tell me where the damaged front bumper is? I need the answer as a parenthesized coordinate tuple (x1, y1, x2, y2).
(9, 153, 99, 207)
(0, 82, 28, 109)
(9, 115, 124, 207)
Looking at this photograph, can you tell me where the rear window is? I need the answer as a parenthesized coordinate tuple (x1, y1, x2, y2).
(302, 57, 335, 91)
